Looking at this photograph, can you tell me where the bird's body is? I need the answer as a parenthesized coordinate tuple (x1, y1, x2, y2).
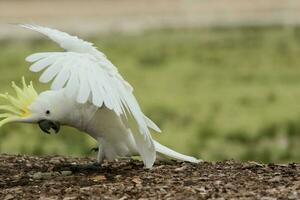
(34, 89, 139, 162)
(33, 89, 199, 165)
(0, 24, 200, 168)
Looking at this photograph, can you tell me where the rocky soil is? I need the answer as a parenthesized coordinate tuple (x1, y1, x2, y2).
(0, 154, 299, 199)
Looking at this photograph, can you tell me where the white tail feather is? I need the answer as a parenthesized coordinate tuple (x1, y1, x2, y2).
(153, 140, 201, 163)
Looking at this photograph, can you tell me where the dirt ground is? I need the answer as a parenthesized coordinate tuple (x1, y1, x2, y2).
(0, 154, 299, 199)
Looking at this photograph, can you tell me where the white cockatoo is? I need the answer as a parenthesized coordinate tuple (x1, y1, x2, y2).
(0, 24, 199, 168)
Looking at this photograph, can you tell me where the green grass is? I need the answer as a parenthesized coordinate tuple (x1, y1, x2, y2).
(1, 26, 300, 163)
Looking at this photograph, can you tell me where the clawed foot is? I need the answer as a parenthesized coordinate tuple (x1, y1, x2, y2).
(90, 147, 99, 152)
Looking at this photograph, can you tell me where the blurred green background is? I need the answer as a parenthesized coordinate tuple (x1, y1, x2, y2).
(1, 26, 300, 163)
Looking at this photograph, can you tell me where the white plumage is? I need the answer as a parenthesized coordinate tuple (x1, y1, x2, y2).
(19, 24, 199, 168)
(21, 24, 160, 167)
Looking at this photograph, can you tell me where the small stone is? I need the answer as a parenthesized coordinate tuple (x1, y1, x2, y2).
(288, 191, 298, 199)
(61, 171, 72, 176)
(225, 183, 235, 189)
(64, 187, 73, 193)
(119, 196, 127, 200)
(132, 176, 142, 184)
(80, 186, 91, 192)
(25, 163, 32, 168)
(214, 180, 222, 185)
(49, 157, 63, 165)
(38, 196, 58, 200)
(268, 176, 281, 182)
(7, 187, 22, 194)
(42, 172, 53, 179)
(114, 175, 122, 179)
(92, 175, 107, 181)
(261, 197, 276, 200)
(32, 172, 53, 179)
(63, 197, 77, 200)
(248, 161, 264, 167)
(32, 172, 43, 179)
(4, 194, 14, 200)
(174, 166, 187, 172)
(195, 187, 205, 192)
(199, 177, 209, 181)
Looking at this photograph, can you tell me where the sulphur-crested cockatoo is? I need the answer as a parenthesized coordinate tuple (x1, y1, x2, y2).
(0, 24, 199, 168)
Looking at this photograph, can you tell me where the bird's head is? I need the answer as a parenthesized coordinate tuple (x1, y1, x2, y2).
(0, 77, 70, 134)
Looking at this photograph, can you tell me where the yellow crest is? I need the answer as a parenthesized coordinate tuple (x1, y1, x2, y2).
(0, 77, 38, 127)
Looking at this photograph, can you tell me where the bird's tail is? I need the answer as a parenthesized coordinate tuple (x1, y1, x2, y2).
(153, 140, 201, 163)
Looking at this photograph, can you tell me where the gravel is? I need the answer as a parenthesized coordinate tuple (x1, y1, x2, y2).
(0, 154, 299, 199)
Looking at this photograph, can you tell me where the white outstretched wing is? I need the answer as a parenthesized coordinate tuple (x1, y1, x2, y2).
(21, 24, 161, 168)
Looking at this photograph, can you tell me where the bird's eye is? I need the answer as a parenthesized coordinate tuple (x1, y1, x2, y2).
(46, 110, 50, 115)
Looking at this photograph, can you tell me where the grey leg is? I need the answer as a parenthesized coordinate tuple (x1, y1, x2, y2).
(96, 140, 105, 164)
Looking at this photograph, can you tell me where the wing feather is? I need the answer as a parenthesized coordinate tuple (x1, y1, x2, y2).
(77, 68, 91, 103)
(87, 68, 103, 107)
(39, 58, 63, 83)
(20, 24, 104, 57)
(26, 52, 59, 63)
(51, 60, 72, 90)
(29, 55, 58, 72)
(65, 69, 79, 97)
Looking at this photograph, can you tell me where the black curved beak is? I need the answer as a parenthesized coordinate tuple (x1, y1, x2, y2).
(38, 120, 60, 134)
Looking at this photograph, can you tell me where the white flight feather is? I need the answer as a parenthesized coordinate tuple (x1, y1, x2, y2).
(26, 52, 58, 62)
(21, 24, 160, 167)
(65, 68, 79, 98)
(51, 60, 72, 90)
(29, 55, 57, 72)
(39, 58, 63, 83)
(154, 141, 200, 163)
(77, 68, 91, 103)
